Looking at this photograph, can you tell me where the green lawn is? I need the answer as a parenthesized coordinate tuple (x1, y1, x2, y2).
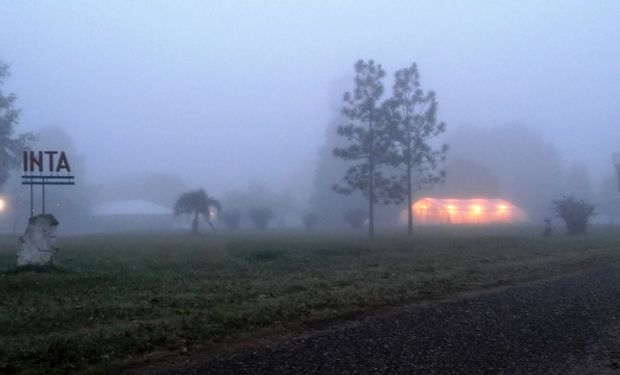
(1, 228, 619, 374)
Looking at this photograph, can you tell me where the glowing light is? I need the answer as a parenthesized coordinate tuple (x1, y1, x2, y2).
(403, 197, 528, 225)
(470, 204, 483, 215)
(414, 202, 429, 212)
(0, 198, 5, 212)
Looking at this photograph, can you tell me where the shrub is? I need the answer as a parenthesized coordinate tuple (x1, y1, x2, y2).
(219, 209, 242, 230)
(303, 213, 318, 229)
(552, 195, 595, 235)
(248, 207, 274, 230)
(343, 208, 367, 229)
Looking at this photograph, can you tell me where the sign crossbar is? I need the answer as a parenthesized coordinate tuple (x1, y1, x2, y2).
(21, 175, 75, 185)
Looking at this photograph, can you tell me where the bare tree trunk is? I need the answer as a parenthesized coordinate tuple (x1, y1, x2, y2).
(369, 164, 374, 238)
(368, 115, 375, 238)
(191, 211, 199, 234)
(407, 162, 413, 236)
(405, 125, 414, 236)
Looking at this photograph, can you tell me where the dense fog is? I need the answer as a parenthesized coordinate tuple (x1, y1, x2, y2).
(1, 1, 619, 233)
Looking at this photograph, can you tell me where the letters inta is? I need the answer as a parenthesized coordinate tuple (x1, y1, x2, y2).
(23, 151, 71, 173)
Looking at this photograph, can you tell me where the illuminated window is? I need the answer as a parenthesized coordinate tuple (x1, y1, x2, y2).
(470, 204, 483, 215)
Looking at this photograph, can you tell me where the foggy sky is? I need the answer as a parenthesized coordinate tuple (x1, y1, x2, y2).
(1, 1, 619, 198)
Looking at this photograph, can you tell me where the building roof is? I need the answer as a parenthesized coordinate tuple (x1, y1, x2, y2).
(93, 200, 172, 216)
(403, 197, 528, 224)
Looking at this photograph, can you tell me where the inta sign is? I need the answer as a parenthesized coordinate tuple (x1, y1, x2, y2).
(22, 150, 75, 215)
(23, 150, 71, 173)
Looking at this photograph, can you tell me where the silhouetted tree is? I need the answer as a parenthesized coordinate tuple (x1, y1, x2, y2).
(219, 209, 242, 230)
(303, 212, 318, 229)
(222, 184, 298, 228)
(248, 207, 274, 230)
(0, 60, 33, 187)
(447, 124, 565, 221)
(433, 158, 499, 198)
(333, 59, 394, 238)
(383, 63, 447, 235)
(174, 189, 220, 234)
(543, 218, 552, 237)
(563, 162, 594, 202)
(343, 208, 367, 230)
(597, 175, 620, 225)
(552, 195, 595, 235)
(309, 79, 367, 229)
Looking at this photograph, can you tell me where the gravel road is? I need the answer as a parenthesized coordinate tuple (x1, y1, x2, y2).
(151, 266, 620, 374)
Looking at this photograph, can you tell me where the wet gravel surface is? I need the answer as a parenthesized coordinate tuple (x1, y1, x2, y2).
(158, 266, 620, 374)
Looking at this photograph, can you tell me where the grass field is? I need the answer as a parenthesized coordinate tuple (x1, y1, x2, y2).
(1, 227, 620, 374)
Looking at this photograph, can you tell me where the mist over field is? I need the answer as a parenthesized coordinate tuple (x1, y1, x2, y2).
(4, 4, 620, 373)
(1, 1, 619, 232)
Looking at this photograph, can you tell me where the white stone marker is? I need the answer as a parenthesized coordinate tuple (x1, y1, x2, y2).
(17, 214, 59, 267)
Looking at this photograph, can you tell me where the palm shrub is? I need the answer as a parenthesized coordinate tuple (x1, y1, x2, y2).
(174, 189, 221, 234)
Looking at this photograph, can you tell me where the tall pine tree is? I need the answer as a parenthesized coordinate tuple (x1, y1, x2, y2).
(333, 60, 399, 237)
(383, 63, 447, 235)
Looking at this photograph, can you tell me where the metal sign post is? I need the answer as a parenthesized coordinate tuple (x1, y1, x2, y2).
(21, 150, 75, 217)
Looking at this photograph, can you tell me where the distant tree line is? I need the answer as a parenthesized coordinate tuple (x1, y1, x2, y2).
(173, 189, 281, 233)
(2, 57, 613, 237)
(217, 207, 275, 231)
